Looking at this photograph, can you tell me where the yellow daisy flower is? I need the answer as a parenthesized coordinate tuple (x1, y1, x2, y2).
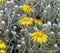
(0, 0, 6, 3)
(0, 50, 6, 53)
(21, 4, 32, 13)
(30, 31, 48, 44)
(34, 18, 43, 25)
(18, 17, 33, 26)
(0, 40, 7, 49)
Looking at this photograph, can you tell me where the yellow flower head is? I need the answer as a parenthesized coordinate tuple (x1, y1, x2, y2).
(0, 50, 6, 53)
(34, 18, 43, 25)
(31, 31, 48, 44)
(18, 17, 33, 26)
(0, 0, 6, 3)
(21, 4, 32, 13)
(0, 40, 7, 49)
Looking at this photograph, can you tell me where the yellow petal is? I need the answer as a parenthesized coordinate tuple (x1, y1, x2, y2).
(33, 37, 37, 42)
(43, 34, 48, 38)
(0, 50, 6, 53)
(37, 37, 42, 44)
(30, 34, 35, 36)
(31, 37, 34, 40)
(43, 37, 48, 42)
(0, 43, 7, 49)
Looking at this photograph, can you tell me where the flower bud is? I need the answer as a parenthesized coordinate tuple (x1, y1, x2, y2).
(58, 23, 60, 27)
(47, 21, 51, 26)
(17, 14, 21, 16)
(14, 5, 18, 8)
(53, 23, 57, 27)
(17, 44, 21, 48)
(21, 41, 25, 44)
(13, 26, 17, 30)
(0, 10, 4, 13)
(1, 21, 5, 25)
(6, 1, 10, 4)
(20, 5, 22, 8)
(11, 31, 16, 35)
(43, 24, 47, 28)
(54, 44, 58, 48)
(41, 2, 43, 5)
(21, 37, 25, 41)
(6, 29, 9, 33)
(0, 13, 2, 17)
(10, 0, 14, 3)
(46, 5, 51, 9)
(33, 27, 38, 31)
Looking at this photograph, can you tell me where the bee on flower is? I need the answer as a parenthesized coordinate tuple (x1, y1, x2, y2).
(18, 16, 33, 26)
(0, 0, 6, 3)
(34, 15, 43, 25)
(21, 4, 32, 13)
(30, 31, 48, 44)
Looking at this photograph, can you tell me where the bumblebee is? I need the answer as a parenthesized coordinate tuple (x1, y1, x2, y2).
(35, 15, 41, 19)
(35, 15, 44, 23)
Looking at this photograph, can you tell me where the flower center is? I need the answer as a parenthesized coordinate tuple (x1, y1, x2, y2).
(36, 32, 43, 38)
(37, 34, 43, 38)
(24, 19, 29, 21)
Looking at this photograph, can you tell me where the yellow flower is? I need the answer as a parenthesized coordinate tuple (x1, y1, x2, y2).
(30, 31, 48, 44)
(0, 0, 6, 3)
(34, 18, 43, 25)
(21, 4, 32, 13)
(0, 50, 6, 53)
(0, 40, 7, 49)
(18, 17, 33, 26)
